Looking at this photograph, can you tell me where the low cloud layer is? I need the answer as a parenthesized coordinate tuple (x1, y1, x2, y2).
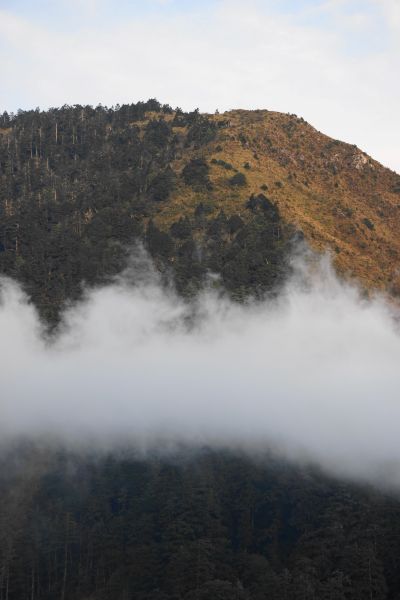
(1, 252, 400, 486)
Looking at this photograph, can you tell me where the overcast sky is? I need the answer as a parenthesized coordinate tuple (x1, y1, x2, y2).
(0, 0, 399, 172)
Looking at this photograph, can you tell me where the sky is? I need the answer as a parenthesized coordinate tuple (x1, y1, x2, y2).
(2, 250, 400, 487)
(0, 0, 399, 171)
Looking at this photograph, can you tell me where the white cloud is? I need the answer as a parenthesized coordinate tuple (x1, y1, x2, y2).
(1, 252, 400, 487)
(375, 0, 400, 29)
(0, 1, 398, 171)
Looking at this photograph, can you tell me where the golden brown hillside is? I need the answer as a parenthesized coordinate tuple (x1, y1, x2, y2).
(150, 109, 400, 295)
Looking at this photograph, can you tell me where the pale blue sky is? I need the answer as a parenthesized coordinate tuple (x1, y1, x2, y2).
(0, 0, 399, 171)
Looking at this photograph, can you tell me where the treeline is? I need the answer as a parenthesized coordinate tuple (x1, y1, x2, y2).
(0, 447, 397, 600)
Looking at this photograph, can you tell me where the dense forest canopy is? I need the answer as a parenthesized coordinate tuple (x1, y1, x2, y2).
(2, 444, 400, 600)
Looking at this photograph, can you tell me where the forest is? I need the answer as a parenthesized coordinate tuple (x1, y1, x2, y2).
(0, 101, 399, 599)
(1, 445, 399, 600)
(0, 100, 292, 323)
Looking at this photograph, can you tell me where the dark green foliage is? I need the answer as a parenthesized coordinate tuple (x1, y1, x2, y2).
(211, 158, 234, 170)
(185, 111, 229, 147)
(363, 218, 375, 230)
(187, 116, 218, 146)
(392, 180, 400, 194)
(144, 118, 173, 149)
(146, 220, 174, 258)
(170, 217, 191, 240)
(194, 202, 205, 220)
(212, 215, 289, 297)
(343, 207, 354, 217)
(149, 168, 176, 202)
(229, 172, 247, 187)
(246, 194, 280, 221)
(194, 202, 212, 217)
(168, 200, 293, 298)
(182, 158, 212, 190)
(227, 214, 244, 235)
(1, 447, 399, 600)
(0, 101, 219, 321)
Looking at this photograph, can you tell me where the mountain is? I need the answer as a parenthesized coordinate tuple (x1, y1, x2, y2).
(1, 100, 399, 322)
(1, 101, 400, 600)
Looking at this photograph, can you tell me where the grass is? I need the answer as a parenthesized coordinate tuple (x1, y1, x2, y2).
(141, 108, 400, 295)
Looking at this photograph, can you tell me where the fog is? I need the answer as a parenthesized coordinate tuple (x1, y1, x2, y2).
(1, 250, 400, 486)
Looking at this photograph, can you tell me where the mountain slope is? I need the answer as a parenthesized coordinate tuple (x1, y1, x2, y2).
(161, 108, 400, 293)
(1, 101, 399, 322)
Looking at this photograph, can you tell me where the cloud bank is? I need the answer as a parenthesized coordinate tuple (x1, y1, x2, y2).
(1, 251, 400, 486)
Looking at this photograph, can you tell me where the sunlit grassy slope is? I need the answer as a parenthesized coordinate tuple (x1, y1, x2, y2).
(147, 109, 400, 294)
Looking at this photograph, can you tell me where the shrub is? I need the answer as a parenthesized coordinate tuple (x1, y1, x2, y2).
(170, 217, 191, 240)
(363, 218, 375, 230)
(246, 194, 279, 221)
(144, 118, 171, 149)
(229, 172, 247, 187)
(194, 202, 213, 218)
(212, 159, 233, 170)
(393, 181, 400, 194)
(182, 158, 212, 190)
(227, 214, 244, 234)
(146, 220, 174, 257)
(149, 168, 176, 202)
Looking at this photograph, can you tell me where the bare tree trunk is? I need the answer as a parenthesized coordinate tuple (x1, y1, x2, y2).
(61, 515, 70, 600)
(15, 223, 19, 256)
(5, 567, 9, 600)
(31, 565, 35, 600)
